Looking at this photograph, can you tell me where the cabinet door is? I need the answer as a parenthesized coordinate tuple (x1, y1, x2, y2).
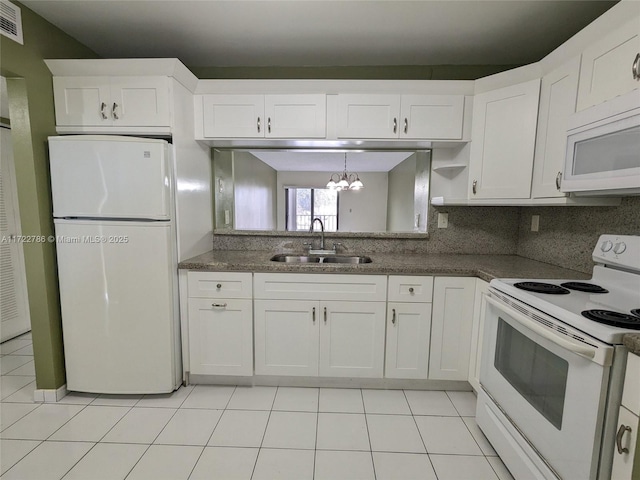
(337, 94, 401, 139)
(400, 95, 464, 139)
(254, 299, 319, 376)
(429, 277, 476, 381)
(202, 95, 265, 138)
(265, 94, 326, 138)
(188, 298, 253, 376)
(611, 406, 639, 480)
(577, 18, 640, 111)
(468, 279, 489, 392)
(53, 76, 111, 126)
(385, 303, 432, 379)
(319, 301, 386, 378)
(532, 58, 580, 199)
(110, 76, 171, 127)
(468, 79, 540, 199)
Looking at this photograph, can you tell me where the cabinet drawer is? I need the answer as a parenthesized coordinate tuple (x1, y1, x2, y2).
(254, 273, 387, 302)
(388, 276, 433, 303)
(187, 271, 252, 299)
(623, 353, 640, 416)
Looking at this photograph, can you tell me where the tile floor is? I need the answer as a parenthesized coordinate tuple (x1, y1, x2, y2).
(0, 333, 514, 480)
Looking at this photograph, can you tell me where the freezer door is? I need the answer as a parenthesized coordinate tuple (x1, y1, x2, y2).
(54, 220, 179, 394)
(49, 136, 171, 219)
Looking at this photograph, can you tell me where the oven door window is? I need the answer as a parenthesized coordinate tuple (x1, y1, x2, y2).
(494, 317, 568, 430)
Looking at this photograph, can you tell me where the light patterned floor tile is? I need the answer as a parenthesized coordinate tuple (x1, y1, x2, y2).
(261, 411, 317, 449)
(272, 387, 319, 412)
(447, 390, 477, 416)
(62, 443, 148, 480)
(154, 408, 222, 446)
(463, 415, 497, 456)
(314, 450, 375, 480)
(125, 444, 203, 480)
(362, 389, 411, 415)
(404, 390, 459, 416)
(100, 407, 176, 444)
(430, 454, 499, 480)
(0, 404, 85, 440)
(0, 403, 39, 432)
(0, 376, 35, 400)
(226, 386, 276, 410)
(136, 385, 194, 409)
(1, 380, 36, 403)
(49, 405, 130, 442)
(367, 414, 426, 453)
(207, 409, 270, 447)
(180, 385, 235, 409)
(189, 447, 258, 480)
(0, 439, 41, 475)
(415, 416, 483, 455)
(1, 440, 93, 480)
(0, 356, 32, 375)
(319, 388, 364, 413)
(252, 448, 315, 480)
(373, 452, 437, 480)
(316, 413, 370, 451)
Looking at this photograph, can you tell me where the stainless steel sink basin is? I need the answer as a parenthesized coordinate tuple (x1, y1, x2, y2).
(270, 254, 372, 264)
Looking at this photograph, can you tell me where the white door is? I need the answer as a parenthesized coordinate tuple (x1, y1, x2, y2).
(110, 76, 171, 127)
(468, 79, 540, 199)
(319, 301, 386, 378)
(254, 299, 319, 376)
(54, 220, 177, 394)
(52, 76, 111, 126)
(385, 302, 432, 379)
(188, 298, 253, 376)
(202, 95, 265, 138)
(429, 277, 476, 381)
(264, 94, 326, 138)
(48, 136, 170, 219)
(0, 126, 30, 342)
(532, 57, 580, 198)
(337, 94, 401, 139)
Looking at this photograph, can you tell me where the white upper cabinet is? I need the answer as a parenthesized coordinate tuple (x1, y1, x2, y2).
(468, 79, 540, 200)
(337, 94, 465, 139)
(577, 18, 640, 111)
(53, 76, 171, 128)
(201, 94, 326, 138)
(264, 95, 326, 138)
(532, 57, 581, 199)
(337, 94, 401, 139)
(400, 95, 464, 139)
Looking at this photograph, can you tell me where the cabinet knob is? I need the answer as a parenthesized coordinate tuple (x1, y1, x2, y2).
(216, 283, 222, 289)
(409, 287, 414, 294)
(616, 424, 632, 454)
(472, 180, 478, 195)
(633, 53, 640, 80)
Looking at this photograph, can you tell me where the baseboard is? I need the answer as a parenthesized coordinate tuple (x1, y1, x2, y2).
(33, 384, 68, 403)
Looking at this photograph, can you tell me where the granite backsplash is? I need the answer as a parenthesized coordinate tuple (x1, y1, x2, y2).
(212, 197, 640, 274)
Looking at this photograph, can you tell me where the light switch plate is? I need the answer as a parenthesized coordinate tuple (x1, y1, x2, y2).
(531, 215, 540, 232)
(437, 212, 449, 228)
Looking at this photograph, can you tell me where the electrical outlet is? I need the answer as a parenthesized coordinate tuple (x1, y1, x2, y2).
(437, 212, 449, 228)
(531, 215, 540, 232)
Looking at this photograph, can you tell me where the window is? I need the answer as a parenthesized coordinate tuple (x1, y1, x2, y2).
(285, 188, 338, 232)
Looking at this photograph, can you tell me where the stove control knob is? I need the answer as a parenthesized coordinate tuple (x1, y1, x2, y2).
(600, 240, 613, 252)
(613, 242, 627, 255)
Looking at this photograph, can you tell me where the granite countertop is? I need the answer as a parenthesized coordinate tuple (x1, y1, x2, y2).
(178, 250, 591, 283)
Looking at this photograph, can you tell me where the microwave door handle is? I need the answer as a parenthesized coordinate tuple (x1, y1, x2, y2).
(485, 295, 596, 360)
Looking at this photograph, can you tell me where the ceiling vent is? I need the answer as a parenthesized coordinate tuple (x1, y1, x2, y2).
(0, 0, 23, 45)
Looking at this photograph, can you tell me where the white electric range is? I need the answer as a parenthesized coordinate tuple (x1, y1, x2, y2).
(476, 234, 640, 480)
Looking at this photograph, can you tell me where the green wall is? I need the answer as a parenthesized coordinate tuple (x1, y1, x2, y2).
(0, 1, 98, 389)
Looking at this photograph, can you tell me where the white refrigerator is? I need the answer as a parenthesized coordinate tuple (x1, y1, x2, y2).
(49, 135, 181, 394)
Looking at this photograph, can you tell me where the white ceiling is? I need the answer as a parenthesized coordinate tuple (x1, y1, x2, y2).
(250, 150, 414, 172)
(21, 0, 617, 68)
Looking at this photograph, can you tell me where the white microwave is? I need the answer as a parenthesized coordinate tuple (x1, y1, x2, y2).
(563, 89, 640, 196)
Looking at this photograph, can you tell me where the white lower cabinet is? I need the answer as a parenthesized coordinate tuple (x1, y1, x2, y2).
(468, 278, 489, 391)
(429, 277, 476, 381)
(612, 352, 640, 479)
(253, 273, 387, 378)
(385, 275, 434, 379)
(186, 272, 253, 376)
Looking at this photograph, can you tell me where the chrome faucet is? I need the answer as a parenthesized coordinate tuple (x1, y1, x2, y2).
(310, 217, 325, 250)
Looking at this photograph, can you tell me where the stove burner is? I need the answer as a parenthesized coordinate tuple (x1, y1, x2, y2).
(581, 310, 640, 329)
(514, 282, 570, 295)
(632, 309, 640, 318)
(560, 282, 609, 294)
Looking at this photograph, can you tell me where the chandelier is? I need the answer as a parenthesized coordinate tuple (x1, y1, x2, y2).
(326, 153, 364, 191)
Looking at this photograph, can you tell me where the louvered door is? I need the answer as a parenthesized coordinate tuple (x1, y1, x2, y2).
(0, 126, 30, 341)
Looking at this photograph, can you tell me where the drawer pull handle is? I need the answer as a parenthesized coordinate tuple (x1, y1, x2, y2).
(393, 117, 397, 134)
(556, 172, 562, 190)
(312, 307, 316, 323)
(633, 53, 640, 80)
(472, 179, 478, 195)
(392, 308, 396, 325)
(216, 283, 222, 289)
(211, 303, 227, 308)
(268, 117, 271, 134)
(404, 118, 408, 134)
(324, 307, 327, 324)
(257, 117, 261, 133)
(409, 287, 414, 294)
(616, 424, 632, 454)
(112, 103, 119, 120)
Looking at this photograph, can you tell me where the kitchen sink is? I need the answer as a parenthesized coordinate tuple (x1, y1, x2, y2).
(270, 254, 372, 264)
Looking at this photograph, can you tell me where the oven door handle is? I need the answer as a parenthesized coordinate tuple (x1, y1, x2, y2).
(486, 295, 596, 360)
